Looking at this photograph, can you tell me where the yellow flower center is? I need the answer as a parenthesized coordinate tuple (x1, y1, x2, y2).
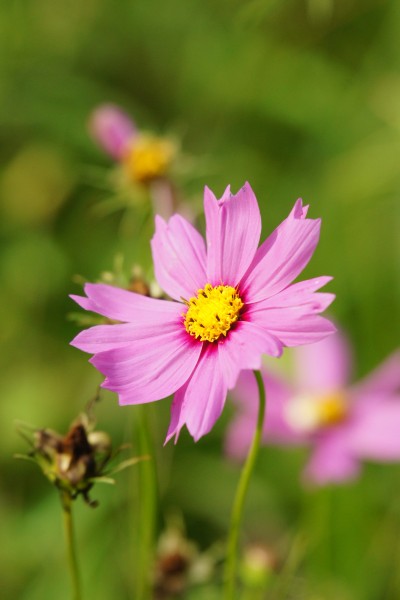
(284, 391, 348, 433)
(183, 284, 244, 343)
(317, 392, 348, 426)
(123, 135, 175, 184)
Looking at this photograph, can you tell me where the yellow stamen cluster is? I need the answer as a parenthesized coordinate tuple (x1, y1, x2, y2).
(285, 391, 348, 433)
(184, 284, 244, 343)
(123, 135, 175, 184)
(317, 392, 348, 426)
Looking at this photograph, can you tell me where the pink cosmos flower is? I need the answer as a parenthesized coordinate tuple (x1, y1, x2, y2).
(70, 183, 335, 442)
(89, 104, 176, 185)
(226, 331, 400, 484)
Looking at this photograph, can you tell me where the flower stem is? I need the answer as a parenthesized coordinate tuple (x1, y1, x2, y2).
(223, 369, 266, 600)
(60, 492, 82, 600)
(135, 406, 157, 600)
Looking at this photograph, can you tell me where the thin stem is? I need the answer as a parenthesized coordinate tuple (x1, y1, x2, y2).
(135, 406, 157, 600)
(223, 370, 266, 600)
(60, 492, 82, 600)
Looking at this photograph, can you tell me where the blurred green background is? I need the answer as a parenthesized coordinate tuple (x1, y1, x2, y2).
(1, 0, 400, 598)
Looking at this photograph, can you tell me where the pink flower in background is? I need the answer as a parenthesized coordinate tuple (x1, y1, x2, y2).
(89, 104, 176, 185)
(89, 104, 179, 219)
(226, 332, 400, 484)
(70, 182, 335, 442)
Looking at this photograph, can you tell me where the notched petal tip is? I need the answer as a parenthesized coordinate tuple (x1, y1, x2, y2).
(163, 429, 181, 446)
(290, 198, 311, 219)
(204, 185, 217, 202)
(186, 420, 207, 442)
(292, 198, 303, 216)
(69, 294, 91, 311)
(221, 184, 232, 200)
(204, 183, 234, 206)
(241, 181, 258, 200)
(154, 213, 167, 228)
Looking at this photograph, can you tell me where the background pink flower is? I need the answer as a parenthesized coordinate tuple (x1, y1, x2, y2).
(226, 331, 400, 484)
(89, 104, 137, 160)
(71, 183, 334, 442)
(88, 104, 179, 219)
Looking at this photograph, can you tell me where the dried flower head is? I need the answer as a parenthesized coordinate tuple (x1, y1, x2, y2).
(16, 400, 147, 506)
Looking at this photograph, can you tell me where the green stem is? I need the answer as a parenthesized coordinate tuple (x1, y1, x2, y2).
(135, 406, 157, 600)
(223, 370, 266, 600)
(60, 492, 82, 600)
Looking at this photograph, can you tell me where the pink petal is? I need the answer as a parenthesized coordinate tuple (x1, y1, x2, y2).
(89, 104, 136, 160)
(348, 397, 400, 461)
(249, 276, 334, 311)
(151, 214, 207, 300)
(304, 430, 360, 485)
(204, 182, 261, 287)
(247, 307, 336, 348)
(90, 326, 202, 405)
(293, 330, 352, 393)
(70, 294, 93, 312)
(240, 199, 321, 302)
(218, 320, 283, 389)
(71, 303, 180, 353)
(165, 388, 187, 444)
(70, 283, 182, 323)
(166, 344, 228, 442)
(352, 350, 400, 397)
(245, 276, 336, 348)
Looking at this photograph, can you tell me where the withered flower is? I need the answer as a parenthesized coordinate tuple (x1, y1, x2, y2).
(16, 400, 147, 599)
(16, 401, 147, 507)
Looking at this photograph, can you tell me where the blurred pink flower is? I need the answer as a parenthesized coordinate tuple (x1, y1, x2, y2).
(89, 104, 137, 160)
(70, 183, 335, 442)
(226, 332, 400, 484)
(89, 104, 176, 185)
